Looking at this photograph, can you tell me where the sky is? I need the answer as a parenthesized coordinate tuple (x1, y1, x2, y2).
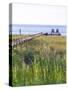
(12, 3, 66, 25)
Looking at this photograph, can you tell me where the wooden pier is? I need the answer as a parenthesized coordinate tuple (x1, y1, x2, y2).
(10, 31, 61, 47)
(10, 33, 42, 47)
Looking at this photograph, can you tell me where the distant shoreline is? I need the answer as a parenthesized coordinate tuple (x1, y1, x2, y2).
(9, 24, 66, 36)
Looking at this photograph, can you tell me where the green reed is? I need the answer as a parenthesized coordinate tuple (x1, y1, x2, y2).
(11, 36, 66, 86)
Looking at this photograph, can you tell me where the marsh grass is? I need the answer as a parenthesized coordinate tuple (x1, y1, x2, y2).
(11, 36, 66, 86)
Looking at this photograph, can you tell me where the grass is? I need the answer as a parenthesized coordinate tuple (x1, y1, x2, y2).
(11, 35, 66, 86)
(9, 35, 31, 41)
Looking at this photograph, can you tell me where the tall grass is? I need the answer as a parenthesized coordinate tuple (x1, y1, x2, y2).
(11, 36, 66, 86)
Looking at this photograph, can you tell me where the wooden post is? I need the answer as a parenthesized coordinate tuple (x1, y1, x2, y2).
(19, 29, 21, 36)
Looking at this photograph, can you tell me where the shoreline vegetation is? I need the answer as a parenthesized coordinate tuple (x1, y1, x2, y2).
(10, 35, 66, 86)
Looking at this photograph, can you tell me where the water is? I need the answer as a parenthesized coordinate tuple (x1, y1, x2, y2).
(9, 24, 66, 36)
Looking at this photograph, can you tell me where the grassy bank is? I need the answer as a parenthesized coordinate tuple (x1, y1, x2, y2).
(11, 35, 66, 86)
